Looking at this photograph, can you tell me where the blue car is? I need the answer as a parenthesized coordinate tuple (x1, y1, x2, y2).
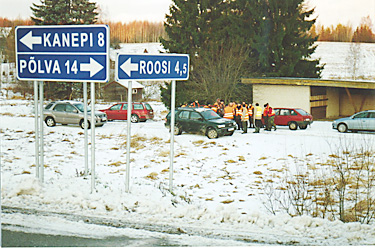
(332, 110, 375, 133)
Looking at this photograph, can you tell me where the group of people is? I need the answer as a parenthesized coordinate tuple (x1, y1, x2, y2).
(182, 99, 277, 133)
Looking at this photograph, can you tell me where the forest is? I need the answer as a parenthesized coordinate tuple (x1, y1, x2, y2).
(0, 16, 374, 44)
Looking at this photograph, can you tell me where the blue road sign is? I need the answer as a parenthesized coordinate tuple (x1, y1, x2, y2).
(116, 54, 189, 81)
(16, 25, 109, 82)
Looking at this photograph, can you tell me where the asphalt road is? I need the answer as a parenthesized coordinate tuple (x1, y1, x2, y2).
(2, 229, 178, 247)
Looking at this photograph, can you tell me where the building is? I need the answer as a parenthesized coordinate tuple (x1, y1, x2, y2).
(241, 78, 375, 119)
(102, 81, 144, 102)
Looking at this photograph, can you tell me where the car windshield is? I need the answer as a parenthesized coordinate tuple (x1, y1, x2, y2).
(145, 103, 153, 110)
(73, 103, 91, 112)
(200, 109, 221, 120)
(295, 109, 310, 116)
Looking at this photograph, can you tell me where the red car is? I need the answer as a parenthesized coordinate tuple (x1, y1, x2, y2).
(273, 108, 313, 130)
(100, 102, 154, 123)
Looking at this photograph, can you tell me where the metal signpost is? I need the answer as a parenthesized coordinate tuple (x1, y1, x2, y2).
(15, 25, 109, 192)
(116, 54, 189, 193)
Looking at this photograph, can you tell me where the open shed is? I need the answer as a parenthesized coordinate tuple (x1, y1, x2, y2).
(241, 78, 375, 119)
(102, 81, 145, 102)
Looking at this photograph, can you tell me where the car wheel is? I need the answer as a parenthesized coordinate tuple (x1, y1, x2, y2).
(206, 128, 218, 139)
(130, 114, 139, 123)
(80, 119, 91, 129)
(45, 117, 56, 127)
(337, 123, 348, 133)
(299, 124, 307, 129)
(288, 122, 298, 130)
(174, 125, 182, 135)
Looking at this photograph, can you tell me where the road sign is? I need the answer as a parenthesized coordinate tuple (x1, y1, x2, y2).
(16, 25, 109, 82)
(116, 54, 189, 81)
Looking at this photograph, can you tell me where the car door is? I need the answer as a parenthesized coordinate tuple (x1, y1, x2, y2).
(366, 112, 375, 131)
(106, 103, 123, 120)
(189, 111, 204, 133)
(52, 103, 67, 123)
(177, 110, 190, 131)
(65, 104, 79, 124)
(351, 112, 369, 130)
(276, 109, 291, 126)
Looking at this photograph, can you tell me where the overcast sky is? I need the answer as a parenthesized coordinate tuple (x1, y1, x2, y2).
(0, 0, 374, 28)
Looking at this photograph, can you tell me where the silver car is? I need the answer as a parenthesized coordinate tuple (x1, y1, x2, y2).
(332, 110, 375, 133)
(44, 101, 107, 129)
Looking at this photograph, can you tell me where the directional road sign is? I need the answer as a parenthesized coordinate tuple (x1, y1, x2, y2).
(116, 54, 189, 81)
(16, 25, 109, 82)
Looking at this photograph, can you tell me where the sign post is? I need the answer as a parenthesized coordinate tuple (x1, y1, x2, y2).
(16, 25, 109, 190)
(116, 54, 189, 193)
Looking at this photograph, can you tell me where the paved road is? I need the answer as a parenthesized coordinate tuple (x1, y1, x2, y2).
(2, 229, 177, 247)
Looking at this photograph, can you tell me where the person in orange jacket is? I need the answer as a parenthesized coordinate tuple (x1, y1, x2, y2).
(248, 103, 254, 128)
(235, 104, 242, 130)
(268, 105, 276, 131)
(223, 102, 234, 120)
(263, 103, 270, 130)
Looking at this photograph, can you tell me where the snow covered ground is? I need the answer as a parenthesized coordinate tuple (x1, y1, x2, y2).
(1, 97, 375, 246)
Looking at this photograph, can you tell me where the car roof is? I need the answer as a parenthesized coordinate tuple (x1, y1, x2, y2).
(52, 100, 82, 104)
(274, 107, 302, 110)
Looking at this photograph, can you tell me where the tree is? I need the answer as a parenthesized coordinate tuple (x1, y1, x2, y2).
(161, 0, 322, 106)
(30, 0, 99, 100)
(352, 16, 375, 43)
(246, 0, 322, 77)
(31, 0, 98, 25)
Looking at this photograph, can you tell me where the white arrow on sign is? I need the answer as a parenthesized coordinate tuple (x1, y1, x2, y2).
(120, 58, 138, 77)
(80, 58, 104, 77)
(20, 31, 42, 50)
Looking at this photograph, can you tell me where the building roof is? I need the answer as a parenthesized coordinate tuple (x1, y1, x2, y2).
(103, 81, 145, 89)
(241, 78, 375, 90)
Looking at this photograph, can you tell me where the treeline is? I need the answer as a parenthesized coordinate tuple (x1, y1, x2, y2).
(0, 17, 166, 43)
(105, 20, 166, 44)
(310, 16, 375, 43)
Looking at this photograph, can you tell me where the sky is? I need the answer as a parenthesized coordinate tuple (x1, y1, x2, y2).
(0, 0, 374, 28)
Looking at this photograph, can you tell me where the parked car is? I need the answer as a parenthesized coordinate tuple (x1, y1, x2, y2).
(332, 110, 375, 133)
(44, 101, 107, 129)
(100, 102, 154, 123)
(165, 107, 236, 139)
(273, 108, 313, 130)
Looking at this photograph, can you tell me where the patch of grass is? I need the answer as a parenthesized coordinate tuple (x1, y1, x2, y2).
(146, 172, 158, 180)
(192, 140, 205, 146)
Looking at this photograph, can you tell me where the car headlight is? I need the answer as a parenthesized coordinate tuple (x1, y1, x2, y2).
(217, 124, 225, 128)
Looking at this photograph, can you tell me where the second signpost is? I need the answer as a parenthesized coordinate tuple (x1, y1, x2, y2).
(116, 53, 189, 193)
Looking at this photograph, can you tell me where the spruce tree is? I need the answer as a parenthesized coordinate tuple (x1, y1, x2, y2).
(31, 0, 98, 25)
(30, 0, 98, 99)
(161, 0, 322, 106)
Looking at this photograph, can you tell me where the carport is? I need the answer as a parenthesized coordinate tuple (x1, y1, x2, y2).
(241, 78, 375, 119)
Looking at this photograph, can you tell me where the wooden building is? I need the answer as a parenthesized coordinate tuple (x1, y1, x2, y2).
(102, 81, 144, 102)
(241, 78, 375, 119)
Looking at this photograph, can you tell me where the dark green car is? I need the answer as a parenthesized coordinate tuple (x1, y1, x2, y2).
(165, 107, 236, 139)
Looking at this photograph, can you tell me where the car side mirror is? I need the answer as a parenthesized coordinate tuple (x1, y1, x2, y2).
(74, 109, 79, 113)
(198, 118, 203, 121)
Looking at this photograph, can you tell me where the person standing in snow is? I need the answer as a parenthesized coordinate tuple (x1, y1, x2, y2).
(254, 103, 263, 133)
(241, 103, 249, 134)
(235, 104, 242, 130)
(268, 104, 276, 131)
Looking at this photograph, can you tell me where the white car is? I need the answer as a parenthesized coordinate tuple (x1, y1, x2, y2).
(332, 110, 375, 133)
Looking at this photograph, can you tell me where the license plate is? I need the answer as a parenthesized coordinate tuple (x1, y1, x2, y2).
(228, 128, 234, 131)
